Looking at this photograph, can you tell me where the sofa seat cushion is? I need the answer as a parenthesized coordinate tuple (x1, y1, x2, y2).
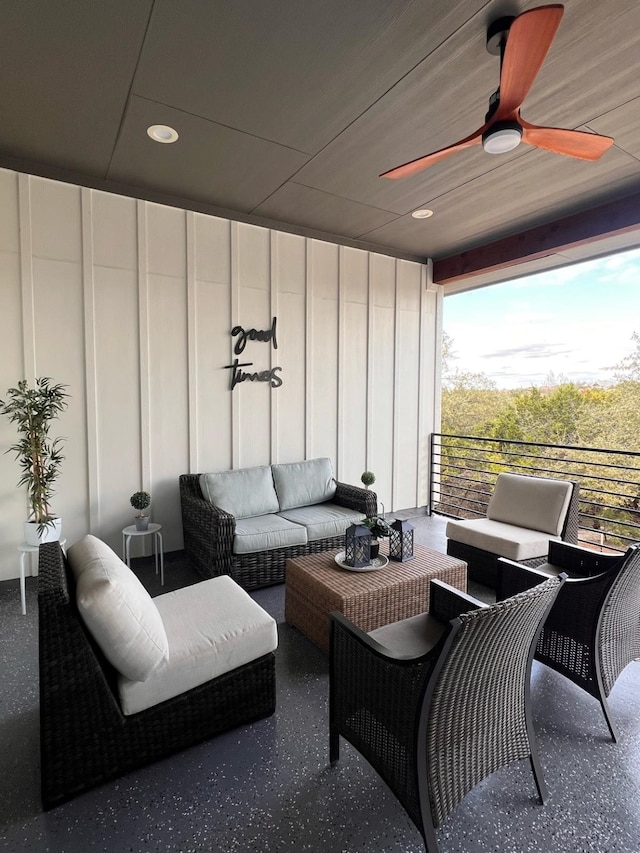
(200, 466, 279, 519)
(487, 473, 572, 536)
(233, 514, 308, 555)
(68, 535, 169, 682)
(446, 517, 560, 562)
(118, 575, 278, 715)
(277, 503, 365, 542)
(271, 457, 337, 510)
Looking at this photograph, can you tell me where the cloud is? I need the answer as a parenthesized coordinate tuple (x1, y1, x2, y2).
(484, 343, 572, 360)
(442, 244, 640, 389)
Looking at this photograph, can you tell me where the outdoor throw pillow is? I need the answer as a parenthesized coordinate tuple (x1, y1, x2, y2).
(68, 535, 169, 682)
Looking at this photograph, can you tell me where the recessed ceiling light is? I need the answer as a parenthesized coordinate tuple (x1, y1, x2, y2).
(147, 124, 179, 144)
(411, 209, 434, 219)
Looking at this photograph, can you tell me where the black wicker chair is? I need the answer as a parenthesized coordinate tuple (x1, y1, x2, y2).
(329, 574, 565, 852)
(179, 473, 377, 589)
(498, 540, 640, 742)
(446, 474, 580, 588)
(38, 541, 276, 809)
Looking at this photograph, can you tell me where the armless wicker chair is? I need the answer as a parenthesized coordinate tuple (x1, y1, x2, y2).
(498, 540, 640, 742)
(329, 574, 565, 853)
(446, 473, 579, 588)
(39, 542, 277, 809)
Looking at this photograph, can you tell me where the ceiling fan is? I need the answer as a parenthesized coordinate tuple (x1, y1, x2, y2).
(380, 4, 614, 180)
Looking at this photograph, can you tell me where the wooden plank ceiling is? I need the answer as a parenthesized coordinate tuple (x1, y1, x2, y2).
(0, 0, 639, 286)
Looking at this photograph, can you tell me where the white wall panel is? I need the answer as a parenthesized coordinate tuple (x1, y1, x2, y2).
(147, 273, 189, 550)
(367, 254, 397, 512)
(308, 240, 339, 466)
(194, 278, 233, 473)
(272, 232, 306, 463)
(236, 234, 272, 467)
(393, 262, 422, 510)
(422, 265, 442, 508)
(0, 168, 438, 581)
(145, 203, 187, 278)
(339, 247, 369, 484)
(194, 214, 231, 285)
(369, 304, 395, 513)
(93, 265, 141, 551)
(32, 256, 88, 551)
(30, 178, 82, 262)
(92, 192, 137, 271)
(192, 213, 232, 473)
(237, 222, 270, 291)
(0, 243, 26, 579)
(0, 170, 19, 253)
(340, 300, 368, 483)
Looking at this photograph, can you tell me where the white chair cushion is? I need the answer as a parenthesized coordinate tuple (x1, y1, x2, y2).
(277, 503, 365, 542)
(233, 514, 308, 554)
(487, 473, 572, 536)
(68, 535, 169, 682)
(118, 576, 278, 715)
(446, 517, 560, 562)
(271, 457, 337, 510)
(199, 466, 279, 519)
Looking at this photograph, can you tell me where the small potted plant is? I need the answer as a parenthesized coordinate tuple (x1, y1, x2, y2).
(362, 514, 392, 558)
(130, 491, 151, 531)
(361, 471, 376, 489)
(0, 377, 69, 545)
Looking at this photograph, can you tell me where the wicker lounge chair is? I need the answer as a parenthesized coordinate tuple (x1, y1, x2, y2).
(329, 574, 565, 852)
(498, 540, 640, 741)
(38, 541, 277, 809)
(446, 472, 579, 588)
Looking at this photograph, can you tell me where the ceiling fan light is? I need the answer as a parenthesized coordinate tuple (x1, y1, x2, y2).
(482, 121, 522, 154)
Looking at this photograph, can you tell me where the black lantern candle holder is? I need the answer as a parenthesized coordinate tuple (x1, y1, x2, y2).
(344, 523, 372, 568)
(389, 519, 414, 562)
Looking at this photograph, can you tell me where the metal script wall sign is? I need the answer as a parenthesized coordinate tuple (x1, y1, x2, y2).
(224, 316, 283, 390)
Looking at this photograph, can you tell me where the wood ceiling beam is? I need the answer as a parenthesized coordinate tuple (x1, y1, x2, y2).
(432, 191, 640, 285)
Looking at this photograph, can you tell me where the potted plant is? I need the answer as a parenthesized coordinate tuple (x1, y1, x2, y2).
(130, 491, 151, 531)
(361, 470, 376, 489)
(0, 377, 69, 545)
(362, 514, 392, 558)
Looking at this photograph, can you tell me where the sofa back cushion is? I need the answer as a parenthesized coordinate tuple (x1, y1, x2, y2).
(67, 535, 169, 682)
(199, 466, 279, 519)
(487, 473, 573, 536)
(271, 457, 337, 511)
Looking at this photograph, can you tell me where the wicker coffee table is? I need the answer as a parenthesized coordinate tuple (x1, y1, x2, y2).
(284, 543, 467, 654)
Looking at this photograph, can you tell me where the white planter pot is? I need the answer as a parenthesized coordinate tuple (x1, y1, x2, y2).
(135, 516, 150, 531)
(24, 518, 63, 546)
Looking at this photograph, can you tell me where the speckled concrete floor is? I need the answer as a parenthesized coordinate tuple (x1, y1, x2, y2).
(1, 513, 639, 853)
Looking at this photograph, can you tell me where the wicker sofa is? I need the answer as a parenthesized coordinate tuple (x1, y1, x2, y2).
(39, 537, 277, 809)
(180, 457, 377, 590)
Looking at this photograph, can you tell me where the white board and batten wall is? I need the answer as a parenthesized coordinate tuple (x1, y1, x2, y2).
(0, 168, 442, 581)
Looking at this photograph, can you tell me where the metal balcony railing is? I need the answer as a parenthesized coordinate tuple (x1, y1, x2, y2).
(430, 433, 640, 552)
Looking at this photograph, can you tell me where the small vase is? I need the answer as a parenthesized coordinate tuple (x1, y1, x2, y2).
(370, 540, 380, 559)
(135, 516, 150, 532)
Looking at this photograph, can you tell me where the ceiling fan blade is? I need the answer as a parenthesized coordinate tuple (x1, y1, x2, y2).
(521, 119, 614, 160)
(497, 5, 564, 118)
(380, 124, 488, 179)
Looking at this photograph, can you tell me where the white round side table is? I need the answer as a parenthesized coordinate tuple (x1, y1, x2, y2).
(122, 523, 164, 586)
(17, 538, 67, 616)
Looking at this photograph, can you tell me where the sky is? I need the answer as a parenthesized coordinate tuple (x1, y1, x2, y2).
(443, 246, 640, 389)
